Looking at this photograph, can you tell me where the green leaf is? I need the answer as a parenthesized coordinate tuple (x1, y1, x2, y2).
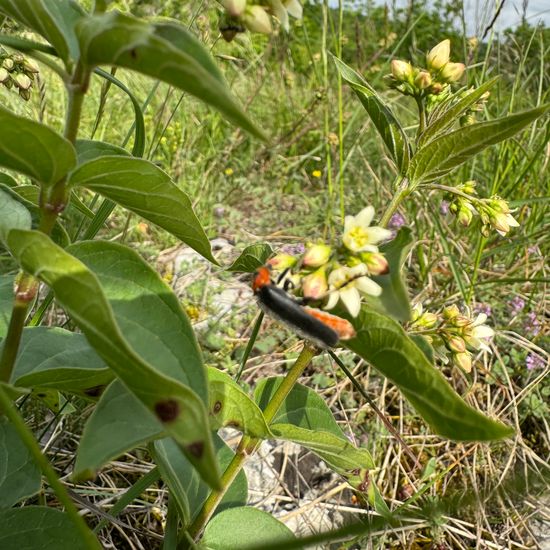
(0, 187, 32, 243)
(0, 506, 95, 549)
(343, 308, 514, 441)
(208, 368, 270, 438)
(0, 417, 41, 508)
(226, 243, 274, 272)
(332, 54, 410, 174)
(0, 184, 69, 247)
(419, 77, 500, 146)
(255, 378, 374, 483)
(201, 507, 299, 550)
(368, 226, 413, 322)
(76, 11, 265, 140)
(0, 172, 18, 187)
(0, 275, 14, 339)
(9, 327, 112, 394)
(0, 0, 84, 64)
(6, 231, 220, 489)
(75, 380, 164, 477)
(153, 434, 247, 526)
(69, 156, 218, 264)
(75, 139, 130, 165)
(409, 103, 550, 184)
(0, 105, 77, 187)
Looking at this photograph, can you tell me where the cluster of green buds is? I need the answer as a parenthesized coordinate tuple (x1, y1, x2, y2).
(385, 39, 465, 103)
(218, 0, 302, 41)
(269, 206, 393, 317)
(0, 51, 39, 101)
(409, 304, 495, 373)
(448, 181, 519, 237)
(458, 87, 491, 127)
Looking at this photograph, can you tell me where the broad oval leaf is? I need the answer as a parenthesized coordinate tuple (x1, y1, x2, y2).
(75, 139, 130, 165)
(9, 327, 112, 393)
(69, 156, 218, 264)
(332, 54, 410, 174)
(76, 11, 265, 140)
(201, 507, 299, 550)
(367, 226, 413, 322)
(226, 243, 274, 272)
(343, 308, 514, 441)
(0, 417, 41, 508)
(0, 188, 31, 243)
(0, 172, 18, 187)
(0, 106, 77, 187)
(419, 77, 500, 147)
(0, 0, 84, 64)
(153, 434, 247, 526)
(75, 380, 164, 478)
(6, 231, 220, 488)
(409, 103, 550, 184)
(0, 506, 99, 550)
(208, 367, 270, 438)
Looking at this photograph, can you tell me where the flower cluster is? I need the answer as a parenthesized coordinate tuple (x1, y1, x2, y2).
(218, 0, 302, 40)
(0, 51, 39, 101)
(268, 206, 392, 317)
(409, 303, 495, 373)
(446, 181, 520, 237)
(385, 39, 465, 102)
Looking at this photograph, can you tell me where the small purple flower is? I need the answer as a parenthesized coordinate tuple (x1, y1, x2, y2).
(509, 296, 525, 314)
(525, 312, 542, 336)
(474, 303, 492, 316)
(527, 245, 538, 254)
(389, 212, 406, 228)
(282, 243, 305, 255)
(440, 200, 450, 215)
(526, 353, 545, 370)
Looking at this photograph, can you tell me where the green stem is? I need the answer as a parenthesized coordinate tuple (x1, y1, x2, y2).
(0, 274, 37, 383)
(415, 95, 426, 141)
(184, 344, 319, 543)
(379, 176, 410, 227)
(0, 384, 100, 549)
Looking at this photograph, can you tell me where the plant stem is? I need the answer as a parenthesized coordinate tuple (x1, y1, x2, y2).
(379, 176, 410, 227)
(415, 95, 426, 141)
(184, 344, 318, 543)
(0, 384, 100, 549)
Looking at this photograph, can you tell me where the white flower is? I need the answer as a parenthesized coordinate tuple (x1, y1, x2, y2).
(285, 0, 302, 19)
(464, 313, 494, 352)
(325, 264, 382, 317)
(342, 206, 392, 253)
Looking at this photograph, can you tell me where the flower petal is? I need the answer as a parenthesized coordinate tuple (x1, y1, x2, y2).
(325, 292, 339, 310)
(340, 287, 361, 317)
(355, 276, 383, 297)
(472, 325, 494, 339)
(366, 226, 393, 244)
(355, 206, 375, 227)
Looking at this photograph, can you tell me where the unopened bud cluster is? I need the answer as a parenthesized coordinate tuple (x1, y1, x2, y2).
(409, 303, 495, 373)
(0, 51, 39, 101)
(218, 0, 302, 41)
(458, 88, 491, 127)
(385, 39, 465, 103)
(267, 206, 392, 317)
(446, 181, 519, 237)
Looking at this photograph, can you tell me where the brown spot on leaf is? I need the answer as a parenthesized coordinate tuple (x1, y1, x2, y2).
(213, 400, 222, 414)
(154, 399, 180, 422)
(130, 48, 138, 59)
(83, 385, 105, 398)
(226, 420, 241, 429)
(186, 441, 204, 458)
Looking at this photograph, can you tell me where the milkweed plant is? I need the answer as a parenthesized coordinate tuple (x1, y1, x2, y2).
(0, 1, 547, 549)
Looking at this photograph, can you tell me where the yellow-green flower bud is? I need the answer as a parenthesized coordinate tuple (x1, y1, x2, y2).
(460, 114, 476, 127)
(361, 251, 389, 275)
(440, 62, 466, 82)
(447, 336, 466, 353)
(454, 351, 472, 373)
(243, 5, 272, 34)
(461, 180, 476, 195)
(19, 88, 31, 101)
(454, 315, 471, 328)
(457, 204, 473, 227)
(390, 59, 413, 82)
(302, 244, 332, 268)
(414, 70, 432, 90)
(443, 304, 460, 320)
(426, 39, 451, 71)
(418, 312, 438, 329)
(301, 267, 328, 300)
(268, 253, 297, 271)
(14, 73, 32, 90)
(2, 57, 14, 71)
(23, 58, 40, 74)
(221, 0, 247, 17)
(0, 68, 9, 83)
(429, 82, 444, 95)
